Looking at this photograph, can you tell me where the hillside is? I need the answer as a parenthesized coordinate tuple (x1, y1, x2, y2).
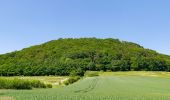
(0, 38, 170, 76)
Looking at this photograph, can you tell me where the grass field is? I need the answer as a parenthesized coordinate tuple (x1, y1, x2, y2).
(1, 71, 170, 100)
(0, 76, 68, 86)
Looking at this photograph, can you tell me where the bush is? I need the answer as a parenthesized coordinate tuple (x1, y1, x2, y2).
(69, 68, 85, 76)
(30, 80, 47, 88)
(64, 76, 81, 85)
(46, 84, 53, 88)
(0, 78, 52, 89)
(0, 78, 9, 89)
(12, 78, 32, 89)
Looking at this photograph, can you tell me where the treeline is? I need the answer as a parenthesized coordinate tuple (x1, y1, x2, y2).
(0, 38, 170, 76)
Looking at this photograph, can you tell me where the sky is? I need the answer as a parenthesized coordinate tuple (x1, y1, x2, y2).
(0, 0, 170, 55)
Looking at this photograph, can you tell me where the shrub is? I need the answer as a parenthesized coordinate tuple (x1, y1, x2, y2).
(46, 84, 52, 88)
(0, 78, 8, 89)
(69, 68, 85, 76)
(0, 78, 52, 89)
(64, 76, 81, 85)
(12, 78, 32, 89)
(30, 80, 47, 88)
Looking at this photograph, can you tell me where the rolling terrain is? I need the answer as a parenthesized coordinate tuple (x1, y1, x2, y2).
(1, 38, 170, 99)
(1, 72, 170, 100)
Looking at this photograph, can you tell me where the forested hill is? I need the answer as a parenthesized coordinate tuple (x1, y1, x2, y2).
(0, 38, 170, 76)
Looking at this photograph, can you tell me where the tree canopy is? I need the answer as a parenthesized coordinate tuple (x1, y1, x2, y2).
(0, 38, 170, 76)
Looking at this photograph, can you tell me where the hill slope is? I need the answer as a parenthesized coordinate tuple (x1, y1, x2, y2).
(0, 38, 170, 76)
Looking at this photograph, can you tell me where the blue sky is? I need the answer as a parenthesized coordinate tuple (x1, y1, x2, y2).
(0, 0, 170, 55)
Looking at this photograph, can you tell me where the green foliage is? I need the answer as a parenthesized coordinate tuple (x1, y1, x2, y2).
(69, 68, 85, 76)
(29, 80, 47, 88)
(0, 38, 170, 76)
(64, 76, 81, 85)
(12, 78, 32, 89)
(46, 84, 52, 88)
(0, 78, 52, 89)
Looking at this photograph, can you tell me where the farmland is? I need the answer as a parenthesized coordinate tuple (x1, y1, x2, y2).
(1, 71, 170, 100)
(0, 76, 68, 86)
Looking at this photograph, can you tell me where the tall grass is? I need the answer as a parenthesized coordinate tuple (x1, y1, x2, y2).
(0, 78, 52, 89)
(85, 71, 99, 77)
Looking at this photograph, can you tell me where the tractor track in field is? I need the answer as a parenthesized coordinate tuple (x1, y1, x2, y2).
(74, 77, 99, 93)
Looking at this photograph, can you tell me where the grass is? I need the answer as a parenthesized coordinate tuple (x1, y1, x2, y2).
(1, 71, 170, 100)
(0, 76, 68, 86)
(0, 78, 52, 89)
(100, 71, 170, 78)
(84, 71, 99, 77)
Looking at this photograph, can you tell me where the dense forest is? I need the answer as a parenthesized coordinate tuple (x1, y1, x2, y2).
(0, 38, 170, 76)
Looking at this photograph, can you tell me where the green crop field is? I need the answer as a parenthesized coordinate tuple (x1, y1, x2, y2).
(1, 71, 170, 100)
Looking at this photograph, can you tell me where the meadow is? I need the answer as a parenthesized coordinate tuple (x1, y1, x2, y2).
(1, 71, 170, 100)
